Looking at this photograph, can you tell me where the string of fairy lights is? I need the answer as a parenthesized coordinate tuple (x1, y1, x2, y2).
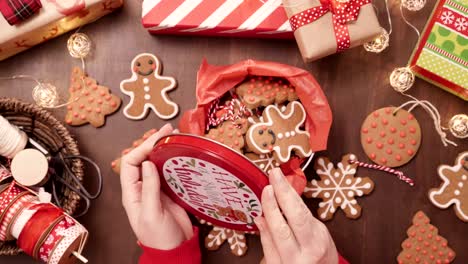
(0, 1, 465, 139)
(362, 0, 467, 140)
(0, 31, 91, 109)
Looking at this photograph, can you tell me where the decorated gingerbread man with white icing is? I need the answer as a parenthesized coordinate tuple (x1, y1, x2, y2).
(246, 101, 312, 163)
(429, 151, 468, 222)
(120, 53, 179, 120)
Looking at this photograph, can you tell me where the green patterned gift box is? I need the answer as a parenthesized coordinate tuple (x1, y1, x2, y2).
(409, 0, 468, 101)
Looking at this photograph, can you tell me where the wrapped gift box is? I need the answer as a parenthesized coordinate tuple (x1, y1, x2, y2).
(408, 0, 468, 101)
(0, 0, 123, 61)
(142, 0, 294, 39)
(283, 0, 381, 62)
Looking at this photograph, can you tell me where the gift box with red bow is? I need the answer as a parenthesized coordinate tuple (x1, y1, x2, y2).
(142, 0, 294, 39)
(0, 0, 123, 61)
(283, 0, 381, 62)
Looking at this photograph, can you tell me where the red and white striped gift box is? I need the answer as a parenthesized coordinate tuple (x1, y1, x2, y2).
(141, 0, 294, 39)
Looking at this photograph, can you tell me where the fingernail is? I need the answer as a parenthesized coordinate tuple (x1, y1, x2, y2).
(265, 185, 274, 199)
(173, 129, 180, 134)
(270, 168, 283, 182)
(142, 161, 153, 176)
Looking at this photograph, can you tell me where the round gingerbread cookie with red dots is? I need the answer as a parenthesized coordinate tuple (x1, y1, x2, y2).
(360, 107, 421, 167)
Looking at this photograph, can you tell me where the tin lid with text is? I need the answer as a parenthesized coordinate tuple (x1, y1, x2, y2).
(149, 134, 269, 231)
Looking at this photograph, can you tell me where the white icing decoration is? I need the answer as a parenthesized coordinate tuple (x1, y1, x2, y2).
(144, 94, 151, 100)
(324, 179, 330, 185)
(459, 182, 464, 188)
(428, 151, 468, 221)
(291, 131, 296, 136)
(246, 101, 312, 163)
(285, 132, 290, 138)
(454, 190, 460, 196)
(345, 179, 352, 185)
(120, 53, 179, 120)
(143, 78, 149, 84)
(144, 86, 150, 92)
(277, 133, 283, 139)
(304, 157, 373, 220)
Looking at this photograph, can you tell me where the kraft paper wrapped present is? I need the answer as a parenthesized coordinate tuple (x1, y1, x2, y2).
(408, 0, 467, 101)
(283, 0, 381, 62)
(142, 0, 294, 39)
(0, 0, 123, 61)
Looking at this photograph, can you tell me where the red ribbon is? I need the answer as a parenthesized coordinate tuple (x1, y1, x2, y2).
(17, 204, 63, 258)
(289, 0, 371, 52)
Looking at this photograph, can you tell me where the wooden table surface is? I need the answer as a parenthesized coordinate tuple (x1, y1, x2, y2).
(0, 0, 467, 263)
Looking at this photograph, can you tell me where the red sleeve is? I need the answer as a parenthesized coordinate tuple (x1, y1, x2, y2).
(139, 227, 201, 264)
(338, 254, 349, 264)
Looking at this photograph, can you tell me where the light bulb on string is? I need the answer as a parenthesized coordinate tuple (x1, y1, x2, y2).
(448, 114, 468, 139)
(67, 33, 91, 59)
(364, 0, 392, 53)
(389, 67, 415, 92)
(401, 0, 426, 11)
(32, 82, 59, 108)
(364, 28, 390, 53)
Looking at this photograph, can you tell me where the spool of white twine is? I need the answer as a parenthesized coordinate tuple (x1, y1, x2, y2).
(0, 115, 28, 158)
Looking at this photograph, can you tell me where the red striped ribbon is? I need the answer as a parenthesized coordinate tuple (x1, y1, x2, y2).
(349, 159, 415, 186)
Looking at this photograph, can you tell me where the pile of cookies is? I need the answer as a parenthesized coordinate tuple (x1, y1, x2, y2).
(204, 76, 313, 175)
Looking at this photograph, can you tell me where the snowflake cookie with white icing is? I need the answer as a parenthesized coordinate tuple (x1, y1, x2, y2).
(428, 151, 468, 222)
(303, 154, 375, 221)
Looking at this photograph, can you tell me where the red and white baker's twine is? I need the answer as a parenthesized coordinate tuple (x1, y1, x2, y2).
(349, 157, 415, 186)
(288, 0, 370, 52)
(206, 97, 249, 130)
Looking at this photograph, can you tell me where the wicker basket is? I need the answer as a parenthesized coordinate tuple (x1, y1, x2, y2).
(0, 97, 84, 255)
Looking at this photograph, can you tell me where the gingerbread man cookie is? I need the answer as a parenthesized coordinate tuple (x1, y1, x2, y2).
(428, 151, 468, 222)
(65, 67, 121, 127)
(120, 53, 179, 120)
(361, 107, 421, 167)
(235, 76, 298, 109)
(246, 101, 311, 163)
(303, 154, 374, 221)
(397, 211, 456, 264)
(205, 118, 249, 152)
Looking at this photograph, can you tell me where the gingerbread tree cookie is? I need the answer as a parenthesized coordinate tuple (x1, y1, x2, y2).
(397, 211, 456, 264)
(246, 101, 312, 163)
(428, 151, 468, 222)
(120, 53, 178, 120)
(205, 118, 249, 152)
(303, 154, 374, 221)
(236, 76, 298, 109)
(65, 67, 121, 127)
(111, 129, 158, 174)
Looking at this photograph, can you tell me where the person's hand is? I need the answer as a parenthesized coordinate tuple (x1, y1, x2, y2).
(120, 124, 193, 250)
(255, 168, 338, 264)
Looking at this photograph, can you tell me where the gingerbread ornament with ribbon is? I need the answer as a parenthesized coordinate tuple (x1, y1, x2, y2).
(360, 107, 422, 167)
